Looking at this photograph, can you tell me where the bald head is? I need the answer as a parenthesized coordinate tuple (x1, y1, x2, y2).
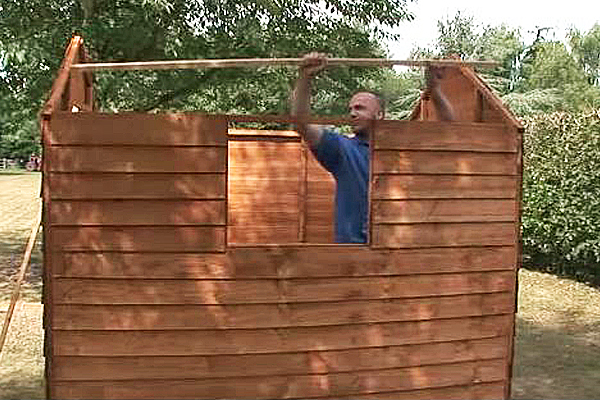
(348, 92, 384, 136)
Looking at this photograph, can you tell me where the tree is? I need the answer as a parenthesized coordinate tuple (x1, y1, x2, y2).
(570, 24, 600, 86)
(0, 0, 414, 158)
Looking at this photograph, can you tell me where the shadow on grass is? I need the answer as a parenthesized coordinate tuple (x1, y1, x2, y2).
(0, 229, 43, 303)
(512, 316, 600, 399)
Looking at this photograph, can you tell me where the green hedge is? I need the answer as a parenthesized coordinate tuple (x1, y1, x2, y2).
(522, 110, 600, 284)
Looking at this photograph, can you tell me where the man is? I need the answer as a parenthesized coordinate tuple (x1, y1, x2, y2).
(292, 53, 454, 243)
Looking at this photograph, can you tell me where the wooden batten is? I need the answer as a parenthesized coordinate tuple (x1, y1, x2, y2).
(42, 38, 521, 400)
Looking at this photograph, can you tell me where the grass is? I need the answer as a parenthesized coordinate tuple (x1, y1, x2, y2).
(1, 172, 600, 399)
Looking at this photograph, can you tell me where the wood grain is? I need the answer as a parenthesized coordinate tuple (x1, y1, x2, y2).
(50, 226, 226, 252)
(52, 246, 516, 278)
(372, 199, 516, 224)
(52, 271, 514, 305)
(52, 336, 507, 381)
(51, 359, 506, 399)
(373, 151, 517, 175)
(49, 112, 227, 146)
(48, 173, 226, 200)
(372, 175, 518, 200)
(373, 121, 517, 152)
(50, 200, 225, 226)
(372, 222, 516, 249)
(47, 147, 226, 173)
(53, 292, 513, 330)
(52, 314, 513, 356)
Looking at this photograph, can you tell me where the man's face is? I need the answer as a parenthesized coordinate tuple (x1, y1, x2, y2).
(348, 92, 383, 134)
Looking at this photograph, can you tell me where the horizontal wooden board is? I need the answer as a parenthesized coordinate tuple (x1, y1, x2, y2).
(50, 200, 225, 226)
(374, 121, 517, 152)
(51, 246, 517, 278)
(376, 221, 516, 248)
(372, 175, 518, 200)
(373, 151, 517, 175)
(372, 222, 515, 249)
(47, 147, 226, 173)
(48, 173, 226, 200)
(49, 112, 227, 146)
(50, 359, 506, 399)
(52, 271, 514, 305)
(356, 381, 505, 400)
(53, 292, 514, 330)
(228, 128, 300, 139)
(52, 337, 507, 381)
(372, 199, 516, 224)
(50, 226, 225, 252)
(228, 141, 301, 178)
(52, 314, 512, 356)
(228, 224, 301, 244)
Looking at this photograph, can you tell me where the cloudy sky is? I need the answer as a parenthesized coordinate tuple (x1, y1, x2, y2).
(388, 0, 600, 58)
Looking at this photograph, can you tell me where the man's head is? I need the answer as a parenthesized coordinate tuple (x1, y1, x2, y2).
(348, 92, 384, 136)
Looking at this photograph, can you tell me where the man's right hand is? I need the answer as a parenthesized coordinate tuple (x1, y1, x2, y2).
(300, 52, 328, 78)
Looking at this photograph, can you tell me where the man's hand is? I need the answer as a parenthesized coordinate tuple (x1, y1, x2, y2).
(299, 52, 328, 79)
(423, 64, 455, 121)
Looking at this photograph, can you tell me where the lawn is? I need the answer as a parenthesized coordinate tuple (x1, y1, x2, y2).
(1, 172, 599, 399)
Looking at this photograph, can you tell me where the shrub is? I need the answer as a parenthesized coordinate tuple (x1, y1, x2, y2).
(522, 110, 600, 284)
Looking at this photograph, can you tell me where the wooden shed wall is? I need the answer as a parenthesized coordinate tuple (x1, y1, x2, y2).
(44, 112, 520, 399)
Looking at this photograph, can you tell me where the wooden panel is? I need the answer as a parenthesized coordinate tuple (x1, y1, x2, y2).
(49, 112, 227, 146)
(228, 140, 302, 244)
(52, 336, 507, 380)
(52, 314, 512, 356)
(50, 200, 225, 226)
(53, 292, 513, 330)
(47, 147, 226, 173)
(372, 199, 516, 224)
(50, 227, 225, 252)
(372, 222, 515, 249)
(372, 175, 518, 200)
(374, 121, 517, 153)
(52, 246, 516, 278)
(51, 359, 506, 399)
(48, 173, 226, 200)
(373, 151, 517, 175)
(305, 154, 335, 243)
(53, 271, 514, 305)
(357, 381, 505, 400)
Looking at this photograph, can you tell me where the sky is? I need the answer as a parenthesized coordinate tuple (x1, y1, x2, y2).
(388, 0, 600, 58)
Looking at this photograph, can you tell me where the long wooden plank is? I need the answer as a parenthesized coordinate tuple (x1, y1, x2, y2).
(356, 381, 505, 400)
(228, 141, 301, 177)
(372, 175, 518, 200)
(52, 336, 507, 381)
(50, 227, 226, 252)
(48, 173, 226, 200)
(374, 121, 517, 152)
(372, 222, 515, 249)
(52, 271, 514, 305)
(53, 292, 513, 330)
(50, 200, 225, 226)
(373, 151, 517, 175)
(52, 314, 512, 356)
(372, 199, 516, 224)
(49, 112, 227, 145)
(51, 246, 516, 278)
(47, 147, 226, 173)
(50, 359, 506, 399)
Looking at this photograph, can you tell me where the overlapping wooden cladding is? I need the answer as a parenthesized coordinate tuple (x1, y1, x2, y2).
(45, 111, 520, 399)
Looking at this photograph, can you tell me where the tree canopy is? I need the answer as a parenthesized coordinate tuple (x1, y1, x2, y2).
(0, 0, 414, 159)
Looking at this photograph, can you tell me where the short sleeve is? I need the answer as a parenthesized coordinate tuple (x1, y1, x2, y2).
(312, 129, 342, 174)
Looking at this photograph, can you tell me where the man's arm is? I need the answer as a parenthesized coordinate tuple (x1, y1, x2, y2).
(425, 66, 455, 121)
(292, 53, 327, 150)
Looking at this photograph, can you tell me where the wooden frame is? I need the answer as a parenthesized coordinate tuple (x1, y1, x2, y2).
(41, 36, 523, 400)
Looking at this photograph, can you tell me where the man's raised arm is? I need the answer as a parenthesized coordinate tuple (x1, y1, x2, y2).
(291, 53, 328, 150)
(425, 66, 456, 122)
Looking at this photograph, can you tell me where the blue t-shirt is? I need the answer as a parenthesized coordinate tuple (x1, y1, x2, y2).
(313, 129, 369, 243)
